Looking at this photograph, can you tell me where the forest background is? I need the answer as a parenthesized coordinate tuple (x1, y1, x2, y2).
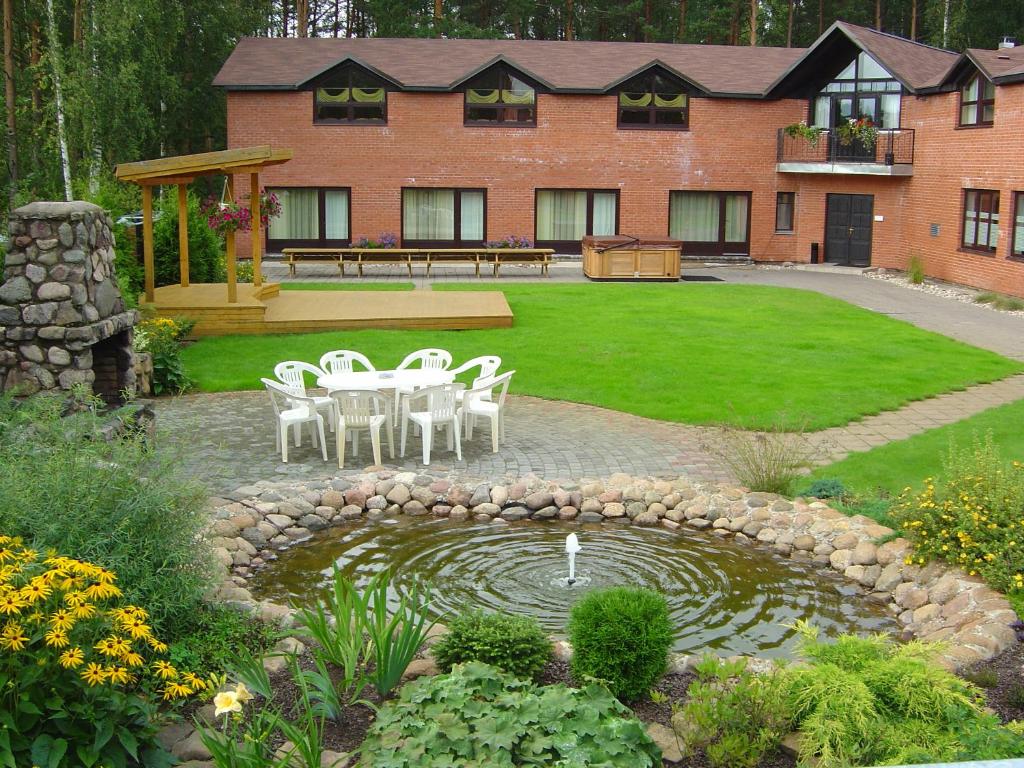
(2, 0, 1022, 219)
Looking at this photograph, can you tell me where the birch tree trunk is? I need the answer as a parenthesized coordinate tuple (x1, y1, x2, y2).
(87, 0, 101, 195)
(45, 0, 73, 201)
(3, 0, 16, 208)
(942, 0, 949, 47)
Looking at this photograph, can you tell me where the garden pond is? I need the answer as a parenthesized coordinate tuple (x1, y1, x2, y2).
(250, 516, 897, 656)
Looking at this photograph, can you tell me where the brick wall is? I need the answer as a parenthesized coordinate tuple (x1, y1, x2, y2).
(226, 81, 1024, 297)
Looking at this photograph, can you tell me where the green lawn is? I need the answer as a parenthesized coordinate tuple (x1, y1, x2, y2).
(280, 282, 414, 291)
(809, 398, 1024, 496)
(181, 283, 1021, 430)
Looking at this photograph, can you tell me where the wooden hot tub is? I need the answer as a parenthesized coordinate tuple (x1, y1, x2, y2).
(581, 236, 682, 280)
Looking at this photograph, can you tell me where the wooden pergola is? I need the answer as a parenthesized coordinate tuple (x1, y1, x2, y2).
(114, 146, 292, 304)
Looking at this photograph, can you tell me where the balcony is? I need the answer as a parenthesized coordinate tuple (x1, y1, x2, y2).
(776, 128, 914, 176)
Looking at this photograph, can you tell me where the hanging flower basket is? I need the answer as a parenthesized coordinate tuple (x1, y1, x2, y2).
(836, 118, 878, 149)
(783, 120, 824, 148)
(200, 189, 281, 235)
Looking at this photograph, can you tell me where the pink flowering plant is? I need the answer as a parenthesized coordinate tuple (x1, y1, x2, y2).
(485, 235, 533, 248)
(200, 189, 281, 235)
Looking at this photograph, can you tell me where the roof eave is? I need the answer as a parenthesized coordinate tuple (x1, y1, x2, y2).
(600, 59, 711, 96)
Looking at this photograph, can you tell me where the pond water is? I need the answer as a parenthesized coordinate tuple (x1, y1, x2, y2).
(249, 517, 898, 657)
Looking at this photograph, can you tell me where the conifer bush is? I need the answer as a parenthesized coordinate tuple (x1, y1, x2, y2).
(432, 610, 551, 681)
(567, 586, 672, 701)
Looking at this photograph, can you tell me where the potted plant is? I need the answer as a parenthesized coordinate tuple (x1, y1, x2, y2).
(783, 121, 824, 148)
(201, 189, 281, 235)
(835, 117, 878, 149)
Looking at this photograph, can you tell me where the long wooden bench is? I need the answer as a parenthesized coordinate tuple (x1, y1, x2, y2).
(282, 247, 555, 278)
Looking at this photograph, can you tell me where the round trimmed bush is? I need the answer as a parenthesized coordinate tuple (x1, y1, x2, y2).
(432, 610, 552, 681)
(568, 586, 673, 701)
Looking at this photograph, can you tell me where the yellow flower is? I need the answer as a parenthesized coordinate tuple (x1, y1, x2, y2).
(72, 603, 97, 620)
(48, 609, 73, 632)
(19, 580, 52, 604)
(0, 591, 26, 615)
(125, 618, 152, 640)
(214, 690, 242, 716)
(123, 651, 145, 668)
(84, 582, 122, 601)
(146, 637, 168, 654)
(183, 672, 207, 691)
(105, 665, 133, 685)
(59, 647, 85, 669)
(81, 663, 109, 686)
(152, 660, 178, 680)
(95, 637, 120, 658)
(63, 590, 88, 608)
(44, 629, 70, 648)
(163, 682, 193, 701)
(0, 623, 28, 651)
(234, 682, 253, 703)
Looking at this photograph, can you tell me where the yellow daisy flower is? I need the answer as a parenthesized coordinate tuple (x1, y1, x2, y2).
(152, 660, 178, 680)
(162, 682, 192, 701)
(59, 647, 85, 669)
(81, 663, 109, 686)
(44, 629, 70, 648)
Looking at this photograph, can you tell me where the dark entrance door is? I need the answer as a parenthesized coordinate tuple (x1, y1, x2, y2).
(825, 194, 873, 266)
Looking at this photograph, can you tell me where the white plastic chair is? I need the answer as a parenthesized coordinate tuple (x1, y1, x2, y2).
(262, 378, 328, 463)
(319, 350, 376, 376)
(400, 383, 463, 466)
(274, 360, 335, 432)
(458, 370, 514, 453)
(393, 348, 453, 426)
(330, 389, 394, 468)
(449, 355, 502, 404)
(396, 348, 453, 371)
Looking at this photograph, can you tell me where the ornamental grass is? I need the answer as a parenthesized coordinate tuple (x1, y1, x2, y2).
(0, 537, 202, 767)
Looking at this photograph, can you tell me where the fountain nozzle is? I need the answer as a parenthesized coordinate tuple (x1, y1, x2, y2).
(565, 533, 581, 585)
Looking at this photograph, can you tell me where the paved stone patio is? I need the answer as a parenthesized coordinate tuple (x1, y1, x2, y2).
(156, 391, 733, 494)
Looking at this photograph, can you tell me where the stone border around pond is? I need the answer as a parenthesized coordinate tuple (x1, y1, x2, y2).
(204, 471, 1019, 671)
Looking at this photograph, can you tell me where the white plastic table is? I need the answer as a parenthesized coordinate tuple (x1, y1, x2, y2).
(316, 369, 454, 393)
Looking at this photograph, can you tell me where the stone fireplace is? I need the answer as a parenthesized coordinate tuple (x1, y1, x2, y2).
(0, 201, 139, 405)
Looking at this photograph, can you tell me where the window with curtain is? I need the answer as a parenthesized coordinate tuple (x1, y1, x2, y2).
(775, 192, 795, 233)
(618, 71, 689, 129)
(267, 188, 350, 248)
(314, 66, 387, 124)
(401, 188, 486, 245)
(1014, 193, 1024, 259)
(811, 52, 902, 129)
(959, 74, 995, 127)
(962, 189, 999, 252)
(464, 66, 536, 125)
(535, 189, 618, 246)
(669, 191, 751, 255)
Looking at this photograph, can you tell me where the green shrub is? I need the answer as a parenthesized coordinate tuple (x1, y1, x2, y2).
(674, 655, 790, 768)
(907, 253, 925, 284)
(568, 586, 672, 701)
(85, 174, 144, 307)
(134, 316, 196, 394)
(0, 392, 214, 636)
(167, 605, 277, 679)
(975, 291, 1024, 312)
(893, 433, 1024, 594)
(779, 623, 1024, 767)
(962, 667, 999, 689)
(432, 610, 552, 681)
(1008, 684, 1024, 710)
(800, 478, 848, 500)
(360, 661, 662, 767)
(153, 190, 224, 287)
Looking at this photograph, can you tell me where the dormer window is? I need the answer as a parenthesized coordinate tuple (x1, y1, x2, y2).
(313, 66, 387, 124)
(617, 72, 689, 129)
(464, 66, 536, 126)
(812, 52, 901, 130)
(959, 74, 995, 127)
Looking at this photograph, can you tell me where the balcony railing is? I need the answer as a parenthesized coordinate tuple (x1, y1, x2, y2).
(777, 127, 915, 167)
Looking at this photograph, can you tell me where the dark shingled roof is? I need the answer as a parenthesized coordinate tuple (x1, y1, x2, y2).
(966, 45, 1024, 83)
(213, 37, 806, 97)
(835, 22, 959, 90)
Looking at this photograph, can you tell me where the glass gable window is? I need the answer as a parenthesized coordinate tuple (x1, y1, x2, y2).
(314, 67, 387, 124)
(959, 74, 995, 127)
(811, 52, 901, 130)
(267, 188, 350, 248)
(535, 189, 618, 248)
(402, 188, 486, 245)
(669, 191, 751, 256)
(962, 189, 999, 253)
(618, 72, 689, 129)
(464, 66, 536, 125)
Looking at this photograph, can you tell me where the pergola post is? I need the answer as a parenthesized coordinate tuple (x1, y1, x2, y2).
(177, 184, 190, 287)
(142, 184, 155, 303)
(225, 174, 237, 303)
(250, 171, 262, 288)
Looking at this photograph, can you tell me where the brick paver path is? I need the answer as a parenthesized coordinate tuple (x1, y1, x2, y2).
(156, 391, 732, 494)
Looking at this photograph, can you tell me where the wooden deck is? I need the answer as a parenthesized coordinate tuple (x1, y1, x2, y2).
(144, 284, 513, 336)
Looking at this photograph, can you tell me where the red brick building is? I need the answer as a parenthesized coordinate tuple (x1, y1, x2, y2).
(215, 22, 1024, 296)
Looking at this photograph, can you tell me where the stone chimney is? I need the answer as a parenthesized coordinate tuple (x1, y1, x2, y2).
(0, 201, 139, 404)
